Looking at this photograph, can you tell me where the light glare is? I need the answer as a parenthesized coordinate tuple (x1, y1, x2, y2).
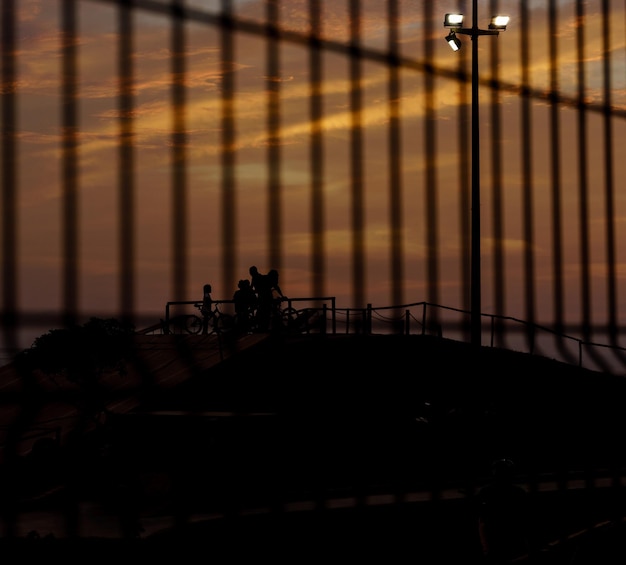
(444, 13, 464, 27)
(489, 15, 510, 29)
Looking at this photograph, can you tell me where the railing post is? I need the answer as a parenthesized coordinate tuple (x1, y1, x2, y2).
(579, 340, 583, 368)
(421, 303, 427, 336)
(366, 304, 372, 334)
(405, 309, 410, 335)
(164, 302, 172, 334)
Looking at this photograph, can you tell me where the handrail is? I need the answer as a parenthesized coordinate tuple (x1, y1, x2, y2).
(164, 299, 235, 334)
(164, 297, 337, 335)
(158, 298, 626, 375)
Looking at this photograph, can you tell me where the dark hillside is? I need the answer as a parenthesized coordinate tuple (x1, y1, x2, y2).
(5, 333, 626, 562)
(140, 333, 626, 476)
(124, 333, 626, 562)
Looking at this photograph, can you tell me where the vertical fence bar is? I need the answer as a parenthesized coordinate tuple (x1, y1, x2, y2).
(2, 0, 18, 357)
(519, 0, 537, 354)
(309, 0, 325, 299)
(576, 1, 591, 343)
(456, 0, 471, 343)
(1, 1, 19, 539)
(220, 0, 237, 298)
(387, 0, 403, 309)
(489, 0, 505, 350)
(548, 0, 577, 366)
(423, 1, 439, 321)
(601, 0, 625, 369)
(118, 0, 135, 323)
(575, 2, 610, 373)
(267, 0, 282, 272)
(171, 0, 188, 302)
(349, 0, 365, 309)
(62, 0, 79, 329)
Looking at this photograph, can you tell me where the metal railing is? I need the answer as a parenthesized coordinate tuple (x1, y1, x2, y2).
(155, 297, 626, 375)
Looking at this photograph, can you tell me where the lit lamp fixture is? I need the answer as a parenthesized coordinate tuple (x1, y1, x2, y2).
(443, 11, 510, 50)
(445, 31, 462, 51)
(443, 2, 510, 347)
(489, 15, 510, 30)
(443, 13, 464, 28)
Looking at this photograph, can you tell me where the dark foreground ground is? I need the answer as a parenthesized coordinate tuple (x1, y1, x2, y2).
(3, 333, 626, 562)
(3, 478, 626, 563)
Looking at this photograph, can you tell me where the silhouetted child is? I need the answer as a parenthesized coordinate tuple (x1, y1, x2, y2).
(233, 279, 257, 334)
(200, 283, 213, 335)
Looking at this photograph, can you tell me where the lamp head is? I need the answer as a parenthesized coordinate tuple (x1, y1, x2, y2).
(443, 13, 464, 28)
(445, 31, 462, 51)
(488, 15, 510, 30)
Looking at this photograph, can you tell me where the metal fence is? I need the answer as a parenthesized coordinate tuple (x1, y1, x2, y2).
(1, 0, 626, 547)
(2, 0, 625, 364)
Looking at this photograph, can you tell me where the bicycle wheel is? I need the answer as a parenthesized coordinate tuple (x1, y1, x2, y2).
(215, 313, 235, 334)
(185, 314, 203, 334)
(281, 307, 299, 329)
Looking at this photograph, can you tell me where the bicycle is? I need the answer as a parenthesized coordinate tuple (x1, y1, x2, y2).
(276, 298, 299, 330)
(274, 299, 325, 333)
(166, 302, 235, 335)
(247, 296, 296, 333)
(268, 298, 315, 332)
(197, 301, 236, 335)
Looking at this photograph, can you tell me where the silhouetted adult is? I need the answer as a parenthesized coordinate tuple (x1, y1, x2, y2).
(248, 266, 287, 331)
(267, 269, 284, 301)
(249, 266, 273, 331)
(248, 266, 262, 293)
(233, 279, 257, 334)
(266, 268, 287, 330)
(200, 283, 213, 335)
(476, 458, 536, 564)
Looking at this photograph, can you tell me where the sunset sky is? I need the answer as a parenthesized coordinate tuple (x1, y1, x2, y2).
(3, 0, 626, 354)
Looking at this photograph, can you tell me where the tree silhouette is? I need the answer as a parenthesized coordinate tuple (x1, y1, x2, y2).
(16, 317, 136, 427)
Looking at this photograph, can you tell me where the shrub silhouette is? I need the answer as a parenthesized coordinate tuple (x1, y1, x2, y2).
(16, 317, 136, 426)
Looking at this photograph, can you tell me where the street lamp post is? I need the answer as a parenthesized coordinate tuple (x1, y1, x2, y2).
(443, 3, 509, 347)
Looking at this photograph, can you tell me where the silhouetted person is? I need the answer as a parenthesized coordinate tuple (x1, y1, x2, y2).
(476, 458, 536, 564)
(249, 266, 288, 331)
(233, 278, 257, 334)
(267, 269, 285, 301)
(200, 283, 213, 335)
(249, 266, 272, 331)
(267, 268, 287, 330)
(249, 265, 262, 293)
